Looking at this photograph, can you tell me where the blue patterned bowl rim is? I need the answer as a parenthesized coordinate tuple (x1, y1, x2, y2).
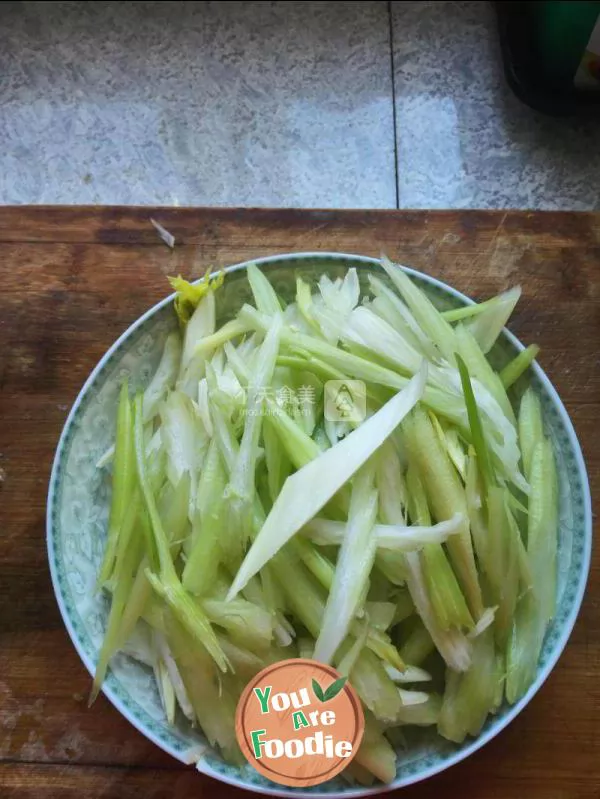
(47, 252, 592, 797)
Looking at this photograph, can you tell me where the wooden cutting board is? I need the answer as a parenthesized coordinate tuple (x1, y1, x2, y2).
(0, 207, 598, 799)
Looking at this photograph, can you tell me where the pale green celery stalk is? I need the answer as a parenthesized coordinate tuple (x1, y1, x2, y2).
(342, 305, 423, 375)
(365, 602, 396, 631)
(454, 323, 515, 424)
(182, 441, 226, 596)
(405, 462, 473, 631)
(225, 316, 282, 538)
(281, 349, 391, 408)
(293, 536, 335, 591)
(354, 712, 398, 784)
(376, 426, 472, 671)
(116, 476, 189, 648)
(346, 645, 403, 723)
(276, 353, 344, 383)
(217, 637, 266, 682)
(465, 452, 489, 573)
(395, 693, 442, 726)
(500, 344, 540, 389)
(429, 413, 467, 480)
(368, 274, 439, 360)
(296, 276, 319, 331)
(227, 366, 427, 600)
(154, 630, 195, 722)
(442, 296, 500, 322)
(376, 440, 407, 524)
(361, 628, 405, 672)
(177, 291, 216, 396)
(438, 628, 497, 742)
(314, 463, 378, 663)
(142, 332, 182, 423)
(492, 652, 506, 712)
(247, 263, 284, 315)
(192, 317, 249, 359)
(290, 369, 322, 437)
(133, 394, 228, 672)
(288, 538, 402, 668)
(90, 491, 142, 703)
(385, 664, 431, 683)
(399, 622, 435, 666)
(159, 391, 202, 492)
(379, 255, 457, 363)
(455, 354, 495, 500)
(115, 559, 152, 651)
(528, 438, 558, 624)
(264, 406, 322, 469)
(297, 638, 315, 660)
(343, 761, 376, 788)
(158, 474, 191, 552)
(337, 620, 370, 677)
(97, 381, 135, 587)
(392, 590, 415, 625)
(225, 339, 321, 467)
(202, 598, 273, 653)
(403, 406, 483, 619)
(303, 511, 465, 551)
(273, 547, 403, 704)
(518, 388, 544, 482)
(505, 591, 544, 704)
(465, 286, 521, 354)
(167, 617, 240, 763)
(487, 486, 518, 649)
(154, 655, 176, 725)
(262, 418, 291, 503)
(314, 462, 379, 664)
(507, 500, 534, 593)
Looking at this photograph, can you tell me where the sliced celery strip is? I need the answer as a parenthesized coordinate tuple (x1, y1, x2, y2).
(505, 591, 543, 704)
(247, 263, 283, 315)
(182, 441, 226, 596)
(404, 405, 483, 619)
(133, 394, 228, 672)
(399, 622, 435, 667)
(395, 693, 441, 726)
(406, 463, 473, 632)
(202, 598, 273, 653)
(465, 286, 521, 354)
(518, 388, 544, 482)
(500, 344, 540, 389)
(456, 353, 494, 498)
(528, 438, 558, 624)
(379, 256, 457, 363)
(438, 628, 497, 742)
(314, 462, 379, 663)
(142, 332, 182, 422)
(90, 490, 142, 703)
(455, 324, 515, 424)
(97, 381, 135, 587)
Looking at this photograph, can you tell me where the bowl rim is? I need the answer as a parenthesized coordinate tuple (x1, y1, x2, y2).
(47, 251, 592, 798)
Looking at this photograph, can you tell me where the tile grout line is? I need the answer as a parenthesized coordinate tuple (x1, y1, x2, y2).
(387, 0, 400, 210)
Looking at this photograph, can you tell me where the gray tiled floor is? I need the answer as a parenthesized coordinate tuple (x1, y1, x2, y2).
(1, 1, 598, 209)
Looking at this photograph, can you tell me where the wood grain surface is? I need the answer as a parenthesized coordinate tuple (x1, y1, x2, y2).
(0, 207, 598, 799)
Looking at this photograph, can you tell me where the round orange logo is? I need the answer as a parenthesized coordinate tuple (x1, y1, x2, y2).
(235, 658, 365, 787)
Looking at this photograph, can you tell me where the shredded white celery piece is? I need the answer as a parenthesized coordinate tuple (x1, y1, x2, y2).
(150, 217, 175, 248)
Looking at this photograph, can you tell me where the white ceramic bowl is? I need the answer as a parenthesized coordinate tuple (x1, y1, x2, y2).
(47, 253, 592, 797)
